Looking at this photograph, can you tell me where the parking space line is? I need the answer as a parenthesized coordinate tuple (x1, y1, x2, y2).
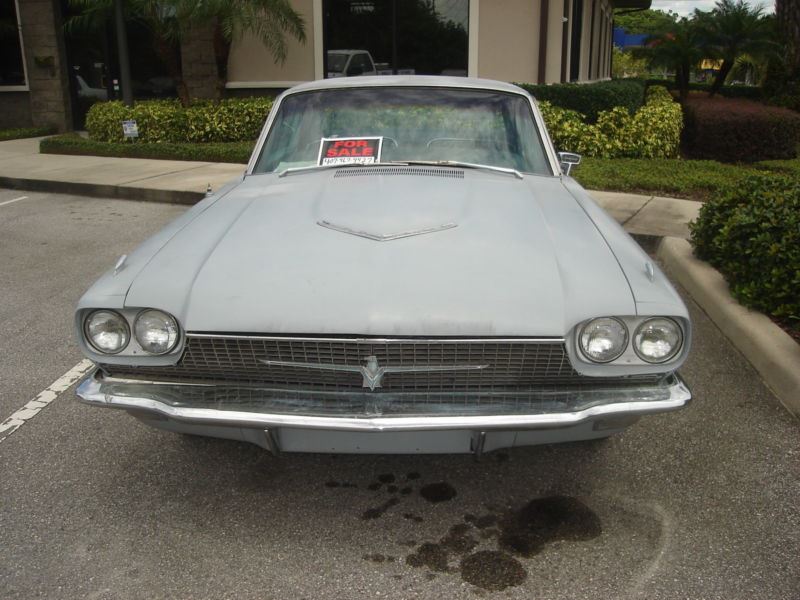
(0, 195, 29, 208)
(0, 360, 94, 444)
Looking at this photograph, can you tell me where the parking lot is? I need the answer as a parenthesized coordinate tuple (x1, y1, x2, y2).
(1, 189, 799, 599)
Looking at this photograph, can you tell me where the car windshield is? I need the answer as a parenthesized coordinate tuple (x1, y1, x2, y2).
(327, 53, 348, 73)
(253, 86, 552, 175)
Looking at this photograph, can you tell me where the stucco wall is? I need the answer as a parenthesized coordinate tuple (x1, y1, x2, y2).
(0, 92, 33, 129)
(477, 0, 539, 83)
(544, 0, 566, 83)
(18, 0, 72, 131)
(226, 0, 315, 85)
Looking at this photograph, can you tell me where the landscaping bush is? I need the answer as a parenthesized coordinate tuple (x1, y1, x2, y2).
(517, 79, 645, 122)
(40, 133, 253, 163)
(540, 85, 682, 158)
(644, 79, 764, 100)
(682, 95, 800, 162)
(0, 126, 56, 141)
(690, 174, 800, 320)
(85, 97, 273, 143)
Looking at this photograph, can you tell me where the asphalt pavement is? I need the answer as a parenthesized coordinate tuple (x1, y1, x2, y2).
(1, 190, 798, 599)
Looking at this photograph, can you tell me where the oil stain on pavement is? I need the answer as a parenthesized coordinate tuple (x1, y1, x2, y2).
(324, 471, 603, 592)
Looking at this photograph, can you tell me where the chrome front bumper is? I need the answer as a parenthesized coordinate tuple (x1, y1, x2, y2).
(76, 368, 691, 433)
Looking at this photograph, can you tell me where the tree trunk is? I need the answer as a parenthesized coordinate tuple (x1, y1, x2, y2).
(710, 60, 734, 96)
(151, 33, 187, 105)
(776, 0, 800, 78)
(180, 24, 221, 102)
(676, 64, 690, 102)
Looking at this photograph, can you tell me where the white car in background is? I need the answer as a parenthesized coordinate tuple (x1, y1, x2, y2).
(327, 50, 377, 78)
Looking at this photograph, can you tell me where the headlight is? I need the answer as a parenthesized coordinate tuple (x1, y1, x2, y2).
(84, 310, 130, 354)
(633, 318, 682, 363)
(134, 310, 179, 355)
(579, 317, 628, 363)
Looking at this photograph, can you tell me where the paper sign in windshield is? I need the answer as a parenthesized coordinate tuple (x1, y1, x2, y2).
(318, 137, 383, 166)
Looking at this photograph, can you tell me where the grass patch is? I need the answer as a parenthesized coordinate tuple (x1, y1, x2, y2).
(573, 157, 800, 201)
(0, 127, 57, 142)
(40, 133, 254, 164)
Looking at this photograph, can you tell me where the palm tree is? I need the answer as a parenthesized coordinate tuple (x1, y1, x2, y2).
(694, 0, 773, 95)
(637, 18, 705, 101)
(66, 0, 305, 104)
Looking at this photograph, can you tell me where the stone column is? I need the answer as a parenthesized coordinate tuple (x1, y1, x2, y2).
(18, 0, 73, 131)
(181, 25, 221, 100)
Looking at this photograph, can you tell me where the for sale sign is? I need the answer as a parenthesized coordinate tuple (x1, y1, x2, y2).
(318, 137, 383, 166)
(122, 120, 139, 139)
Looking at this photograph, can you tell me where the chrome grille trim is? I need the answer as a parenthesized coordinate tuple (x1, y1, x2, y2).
(103, 334, 661, 392)
(186, 334, 566, 344)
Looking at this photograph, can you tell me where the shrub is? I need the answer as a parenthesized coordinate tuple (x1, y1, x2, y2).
(517, 79, 646, 122)
(690, 174, 800, 320)
(0, 126, 56, 141)
(86, 97, 273, 143)
(40, 133, 253, 164)
(682, 95, 800, 162)
(540, 85, 682, 158)
(644, 79, 764, 100)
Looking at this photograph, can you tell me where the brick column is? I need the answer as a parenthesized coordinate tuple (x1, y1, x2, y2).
(18, 0, 73, 131)
(181, 25, 221, 100)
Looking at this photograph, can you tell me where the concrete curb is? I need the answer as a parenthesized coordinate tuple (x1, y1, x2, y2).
(0, 176, 202, 205)
(658, 237, 800, 418)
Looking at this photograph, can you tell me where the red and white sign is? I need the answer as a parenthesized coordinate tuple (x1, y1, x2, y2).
(318, 137, 383, 166)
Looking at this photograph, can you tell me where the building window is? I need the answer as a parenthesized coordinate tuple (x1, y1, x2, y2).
(0, 0, 26, 87)
(323, 0, 469, 78)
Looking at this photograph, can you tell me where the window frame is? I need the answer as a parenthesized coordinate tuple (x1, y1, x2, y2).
(0, 0, 30, 92)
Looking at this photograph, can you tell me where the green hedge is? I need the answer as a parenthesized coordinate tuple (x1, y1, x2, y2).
(690, 174, 800, 321)
(0, 126, 56, 141)
(40, 133, 254, 163)
(644, 79, 764, 100)
(85, 97, 273, 143)
(517, 79, 646, 122)
(682, 95, 800, 162)
(540, 85, 682, 158)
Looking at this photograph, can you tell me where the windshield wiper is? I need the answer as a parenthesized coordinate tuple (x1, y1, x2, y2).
(278, 162, 401, 178)
(391, 160, 524, 180)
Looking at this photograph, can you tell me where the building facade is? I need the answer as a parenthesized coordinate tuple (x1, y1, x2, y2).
(227, 0, 639, 92)
(0, 0, 647, 131)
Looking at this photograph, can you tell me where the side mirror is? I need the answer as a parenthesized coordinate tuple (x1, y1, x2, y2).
(557, 152, 581, 176)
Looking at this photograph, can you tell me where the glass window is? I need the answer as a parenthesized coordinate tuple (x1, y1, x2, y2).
(324, 0, 468, 77)
(0, 1, 26, 87)
(254, 87, 551, 175)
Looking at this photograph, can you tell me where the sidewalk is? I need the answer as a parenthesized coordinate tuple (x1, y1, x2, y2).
(0, 137, 701, 238)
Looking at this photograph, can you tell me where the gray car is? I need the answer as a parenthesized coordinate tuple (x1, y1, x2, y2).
(75, 76, 691, 456)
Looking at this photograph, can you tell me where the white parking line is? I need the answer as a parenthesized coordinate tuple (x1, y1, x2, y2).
(0, 360, 94, 444)
(0, 195, 29, 208)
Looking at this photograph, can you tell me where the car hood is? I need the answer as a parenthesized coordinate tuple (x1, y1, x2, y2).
(124, 169, 636, 336)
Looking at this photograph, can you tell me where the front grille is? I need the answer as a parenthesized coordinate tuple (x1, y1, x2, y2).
(104, 335, 656, 392)
(333, 167, 464, 179)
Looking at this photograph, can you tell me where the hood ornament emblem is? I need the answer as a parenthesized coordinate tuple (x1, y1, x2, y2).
(259, 355, 488, 391)
(317, 220, 457, 242)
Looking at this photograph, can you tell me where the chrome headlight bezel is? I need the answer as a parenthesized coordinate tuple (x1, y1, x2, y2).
(633, 317, 683, 364)
(133, 309, 180, 355)
(83, 310, 130, 355)
(578, 317, 629, 364)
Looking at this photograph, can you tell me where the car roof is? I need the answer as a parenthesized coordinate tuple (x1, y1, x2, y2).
(285, 76, 530, 97)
